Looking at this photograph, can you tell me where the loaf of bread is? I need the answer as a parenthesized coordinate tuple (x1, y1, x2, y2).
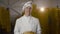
(23, 31, 36, 34)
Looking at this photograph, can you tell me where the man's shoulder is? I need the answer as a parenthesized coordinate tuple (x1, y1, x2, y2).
(31, 16, 39, 21)
(16, 16, 24, 21)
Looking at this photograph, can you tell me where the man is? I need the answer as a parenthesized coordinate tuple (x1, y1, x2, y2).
(14, 1, 41, 34)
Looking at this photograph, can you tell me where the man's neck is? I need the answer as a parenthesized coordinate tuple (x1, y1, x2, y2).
(24, 14, 31, 17)
(24, 14, 30, 16)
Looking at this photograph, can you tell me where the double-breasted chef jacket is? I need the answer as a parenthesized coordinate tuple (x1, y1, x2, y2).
(14, 15, 41, 34)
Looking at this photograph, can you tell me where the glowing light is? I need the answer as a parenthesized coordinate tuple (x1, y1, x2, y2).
(40, 7, 45, 12)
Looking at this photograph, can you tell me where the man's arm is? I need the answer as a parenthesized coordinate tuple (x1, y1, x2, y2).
(14, 19, 20, 34)
(36, 19, 41, 34)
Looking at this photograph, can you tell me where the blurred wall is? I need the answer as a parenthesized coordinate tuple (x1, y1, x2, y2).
(0, 7, 11, 34)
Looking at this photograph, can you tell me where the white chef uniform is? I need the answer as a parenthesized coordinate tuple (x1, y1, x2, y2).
(14, 15, 41, 34)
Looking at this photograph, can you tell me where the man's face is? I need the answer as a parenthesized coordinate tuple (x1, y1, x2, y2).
(24, 6, 32, 15)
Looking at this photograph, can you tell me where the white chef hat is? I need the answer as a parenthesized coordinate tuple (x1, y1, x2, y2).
(22, 1, 32, 11)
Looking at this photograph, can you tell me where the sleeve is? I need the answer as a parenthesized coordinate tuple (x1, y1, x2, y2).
(36, 19, 41, 34)
(14, 19, 20, 34)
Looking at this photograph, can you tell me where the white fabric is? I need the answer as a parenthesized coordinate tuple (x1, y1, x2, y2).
(14, 15, 41, 34)
(22, 1, 32, 11)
